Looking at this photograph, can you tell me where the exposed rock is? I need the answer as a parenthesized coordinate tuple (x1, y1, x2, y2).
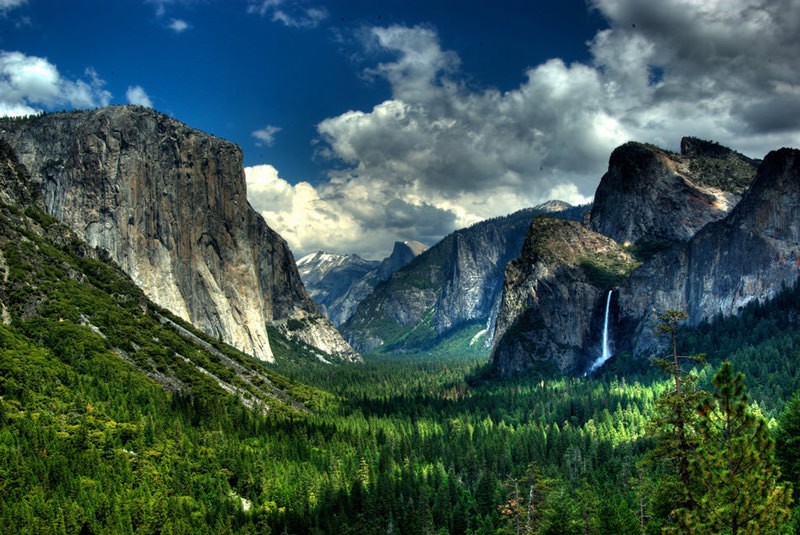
(0, 106, 357, 363)
(588, 141, 752, 246)
(680, 136, 761, 195)
(0, 139, 36, 208)
(375, 240, 428, 281)
(342, 204, 587, 354)
(490, 217, 637, 376)
(273, 315, 361, 362)
(297, 240, 427, 327)
(619, 147, 800, 357)
(490, 142, 798, 377)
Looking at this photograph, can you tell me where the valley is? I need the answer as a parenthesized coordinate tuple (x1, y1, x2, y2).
(1, 107, 799, 533)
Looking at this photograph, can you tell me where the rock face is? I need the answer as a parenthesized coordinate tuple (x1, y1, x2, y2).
(0, 139, 35, 208)
(490, 139, 799, 377)
(490, 217, 637, 376)
(297, 240, 427, 327)
(342, 204, 588, 354)
(0, 106, 358, 363)
(618, 147, 800, 357)
(588, 141, 754, 245)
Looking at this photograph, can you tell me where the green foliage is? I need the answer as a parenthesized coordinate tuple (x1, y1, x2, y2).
(24, 206, 58, 227)
(2, 185, 800, 533)
(628, 238, 675, 263)
(688, 154, 757, 194)
(777, 393, 800, 488)
(682, 362, 792, 533)
(580, 254, 639, 289)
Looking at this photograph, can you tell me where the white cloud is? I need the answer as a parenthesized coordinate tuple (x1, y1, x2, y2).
(168, 18, 189, 33)
(245, 165, 371, 258)
(247, 0, 328, 29)
(277, 1, 800, 259)
(0, 0, 26, 12)
(126, 85, 153, 107)
(252, 125, 281, 146)
(0, 51, 111, 117)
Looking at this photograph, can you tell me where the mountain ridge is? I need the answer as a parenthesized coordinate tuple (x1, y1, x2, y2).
(490, 139, 798, 376)
(0, 105, 359, 363)
(341, 203, 589, 354)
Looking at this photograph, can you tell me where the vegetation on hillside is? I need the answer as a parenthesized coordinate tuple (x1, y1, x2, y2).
(1, 153, 799, 532)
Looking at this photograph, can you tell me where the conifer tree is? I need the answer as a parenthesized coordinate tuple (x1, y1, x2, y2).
(776, 392, 800, 487)
(647, 310, 705, 529)
(684, 362, 792, 534)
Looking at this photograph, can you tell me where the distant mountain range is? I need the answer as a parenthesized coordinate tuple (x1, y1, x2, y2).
(3, 105, 796, 381)
(297, 240, 428, 327)
(331, 202, 589, 355)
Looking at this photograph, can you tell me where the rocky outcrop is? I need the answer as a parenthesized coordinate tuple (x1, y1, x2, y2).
(588, 141, 754, 245)
(342, 204, 587, 354)
(618, 147, 800, 357)
(490, 140, 798, 377)
(0, 139, 35, 208)
(490, 217, 637, 376)
(297, 240, 427, 327)
(0, 106, 357, 363)
(374, 240, 428, 281)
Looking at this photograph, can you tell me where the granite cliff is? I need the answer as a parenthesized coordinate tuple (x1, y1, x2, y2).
(0, 106, 358, 363)
(617, 147, 800, 358)
(587, 140, 754, 245)
(342, 204, 588, 354)
(490, 138, 793, 377)
(490, 217, 637, 376)
(0, 138, 319, 411)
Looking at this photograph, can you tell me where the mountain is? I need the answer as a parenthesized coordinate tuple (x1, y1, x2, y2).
(489, 138, 798, 377)
(297, 240, 427, 327)
(587, 140, 754, 246)
(0, 106, 358, 363)
(341, 204, 588, 354)
(490, 217, 638, 376)
(618, 147, 800, 358)
(0, 138, 319, 412)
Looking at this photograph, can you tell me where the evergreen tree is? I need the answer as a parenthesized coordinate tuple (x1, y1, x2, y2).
(776, 392, 800, 487)
(646, 310, 705, 530)
(683, 362, 792, 534)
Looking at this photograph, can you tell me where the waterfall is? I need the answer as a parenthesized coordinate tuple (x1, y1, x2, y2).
(589, 290, 613, 374)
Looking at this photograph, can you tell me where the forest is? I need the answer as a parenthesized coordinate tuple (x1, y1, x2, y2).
(1, 205, 800, 533)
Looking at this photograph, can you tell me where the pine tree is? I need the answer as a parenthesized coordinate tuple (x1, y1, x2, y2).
(646, 310, 705, 530)
(684, 362, 792, 534)
(776, 392, 800, 487)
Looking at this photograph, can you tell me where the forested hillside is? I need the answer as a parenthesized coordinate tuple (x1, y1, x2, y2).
(2, 130, 799, 533)
(4, 256, 800, 533)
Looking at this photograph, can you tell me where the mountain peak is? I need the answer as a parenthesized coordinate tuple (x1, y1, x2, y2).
(1, 105, 358, 363)
(533, 199, 573, 213)
(589, 140, 742, 245)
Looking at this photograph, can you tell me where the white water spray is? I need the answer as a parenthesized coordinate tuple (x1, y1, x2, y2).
(589, 290, 613, 374)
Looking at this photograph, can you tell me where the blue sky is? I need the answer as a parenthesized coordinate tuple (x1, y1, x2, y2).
(2, 0, 800, 259)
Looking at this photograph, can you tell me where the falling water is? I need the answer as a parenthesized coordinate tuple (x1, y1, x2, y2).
(589, 290, 613, 374)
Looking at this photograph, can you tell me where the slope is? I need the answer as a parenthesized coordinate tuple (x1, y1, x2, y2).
(342, 203, 588, 356)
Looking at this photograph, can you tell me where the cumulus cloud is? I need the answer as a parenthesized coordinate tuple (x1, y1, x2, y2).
(126, 85, 153, 107)
(168, 18, 190, 33)
(252, 125, 281, 146)
(248, 1, 800, 259)
(0, 51, 111, 117)
(247, 0, 327, 29)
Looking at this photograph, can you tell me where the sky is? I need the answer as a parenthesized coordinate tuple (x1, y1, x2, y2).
(1, 0, 799, 260)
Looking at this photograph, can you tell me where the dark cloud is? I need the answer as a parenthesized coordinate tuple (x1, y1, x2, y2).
(249, 2, 800, 259)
